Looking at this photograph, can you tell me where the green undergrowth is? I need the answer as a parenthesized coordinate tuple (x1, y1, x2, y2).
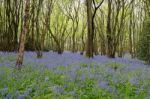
(0, 63, 150, 99)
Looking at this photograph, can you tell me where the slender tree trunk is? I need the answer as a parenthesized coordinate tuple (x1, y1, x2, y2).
(36, 0, 43, 58)
(72, 21, 76, 53)
(31, 0, 35, 51)
(86, 0, 93, 58)
(129, 2, 135, 58)
(16, 0, 30, 69)
(81, 32, 85, 55)
(106, 0, 115, 58)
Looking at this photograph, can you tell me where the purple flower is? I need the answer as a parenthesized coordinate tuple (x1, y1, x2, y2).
(53, 85, 64, 94)
(81, 73, 86, 81)
(18, 95, 26, 99)
(70, 71, 77, 81)
(99, 81, 109, 90)
(130, 77, 138, 85)
(0, 88, 8, 97)
(5, 93, 13, 99)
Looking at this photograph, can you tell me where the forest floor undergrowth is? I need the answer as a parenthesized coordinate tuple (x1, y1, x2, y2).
(0, 51, 150, 99)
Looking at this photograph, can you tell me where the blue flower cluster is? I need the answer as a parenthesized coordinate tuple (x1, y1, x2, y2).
(0, 51, 150, 98)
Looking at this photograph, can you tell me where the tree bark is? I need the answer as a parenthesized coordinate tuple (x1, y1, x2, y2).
(36, 0, 43, 58)
(86, 0, 93, 58)
(106, 0, 115, 58)
(16, 0, 30, 69)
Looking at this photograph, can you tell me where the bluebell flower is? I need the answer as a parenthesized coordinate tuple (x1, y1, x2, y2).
(5, 93, 13, 99)
(130, 77, 138, 85)
(18, 95, 26, 99)
(81, 73, 86, 81)
(53, 85, 64, 94)
(70, 90, 76, 95)
(99, 81, 109, 90)
(0, 88, 8, 95)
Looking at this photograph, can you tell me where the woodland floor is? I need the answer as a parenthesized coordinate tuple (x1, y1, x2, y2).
(0, 51, 150, 99)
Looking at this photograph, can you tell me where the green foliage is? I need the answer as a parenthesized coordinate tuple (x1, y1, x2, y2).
(106, 61, 124, 71)
(0, 56, 3, 62)
(0, 62, 150, 99)
(8, 56, 15, 62)
(80, 63, 88, 68)
(137, 18, 150, 61)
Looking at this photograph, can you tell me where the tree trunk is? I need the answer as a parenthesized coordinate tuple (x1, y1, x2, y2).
(86, 0, 93, 58)
(37, 51, 42, 58)
(72, 21, 76, 53)
(16, 0, 30, 69)
(106, 0, 115, 58)
(36, 0, 43, 58)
